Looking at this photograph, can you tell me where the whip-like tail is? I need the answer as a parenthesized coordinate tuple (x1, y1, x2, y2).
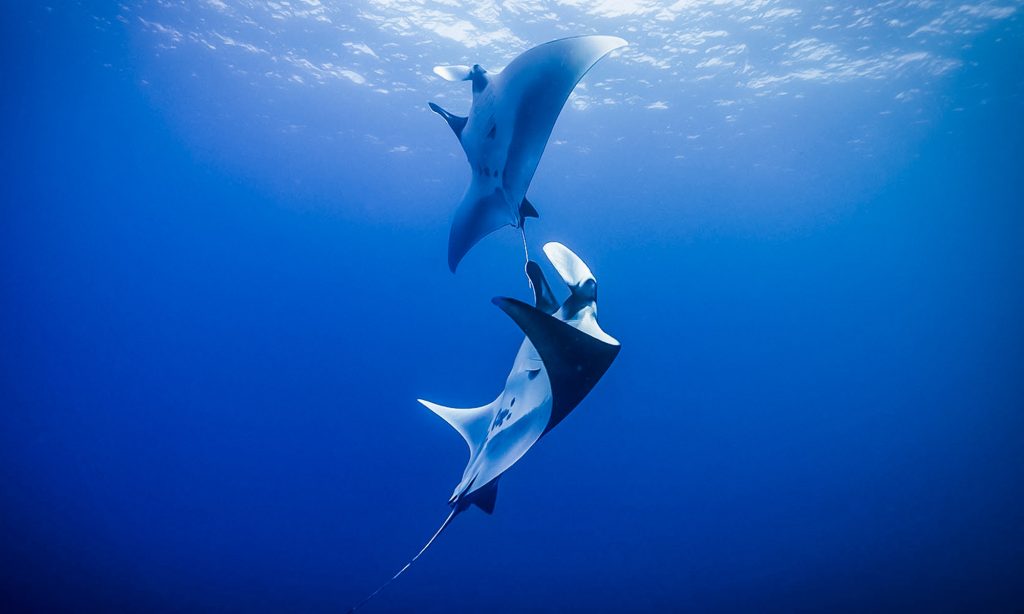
(346, 508, 459, 613)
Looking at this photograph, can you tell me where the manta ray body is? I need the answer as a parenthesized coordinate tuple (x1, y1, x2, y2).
(348, 243, 619, 612)
(429, 35, 627, 271)
(349, 34, 628, 612)
(421, 242, 620, 513)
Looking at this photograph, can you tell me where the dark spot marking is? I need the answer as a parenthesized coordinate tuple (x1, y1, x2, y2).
(491, 407, 512, 430)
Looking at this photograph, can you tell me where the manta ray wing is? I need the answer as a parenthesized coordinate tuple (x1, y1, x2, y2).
(417, 398, 497, 466)
(492, 297, 620, 433)
(497, 35, 627, 214)
(448, 185, 513, 272)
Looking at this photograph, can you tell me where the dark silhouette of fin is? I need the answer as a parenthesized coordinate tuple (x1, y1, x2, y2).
(519, 197, 539, 220)
(347, 507, 460, 613)
(428, 102, 468, 141)
(492, 297, 620, 433)
(526, 261, 559, 314)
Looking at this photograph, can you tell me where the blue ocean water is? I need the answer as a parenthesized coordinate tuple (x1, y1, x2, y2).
(2, 2, 1023, 612)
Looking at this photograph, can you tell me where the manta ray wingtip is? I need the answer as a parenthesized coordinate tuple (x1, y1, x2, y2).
(448, 188, 516, 273)
(569, 34, 629, 54)
(595, 35, 628, 51)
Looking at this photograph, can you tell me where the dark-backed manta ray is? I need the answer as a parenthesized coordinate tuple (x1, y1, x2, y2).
(348, 243, 619, 612)
(421, 241, 619, 513)
(429, 35, 627, 272)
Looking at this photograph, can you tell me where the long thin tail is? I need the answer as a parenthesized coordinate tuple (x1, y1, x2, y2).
(347, 507, 459, 613)
(520, 226, 531, 276)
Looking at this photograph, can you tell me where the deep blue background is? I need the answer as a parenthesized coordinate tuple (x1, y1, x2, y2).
(2, 3, 1022, 612)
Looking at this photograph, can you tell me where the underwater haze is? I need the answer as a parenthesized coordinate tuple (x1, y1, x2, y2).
(3, 1, 1024, 612)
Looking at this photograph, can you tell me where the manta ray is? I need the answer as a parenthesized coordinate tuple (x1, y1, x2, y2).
(429, 35, 627, 272)
(422, 242, 620, 513)
(349, 243, 620, 612)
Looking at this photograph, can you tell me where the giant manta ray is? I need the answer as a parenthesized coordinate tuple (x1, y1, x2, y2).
(421, 242, 620, 514)
(350, 243, 619, 612)
(429, 35, 627, 272)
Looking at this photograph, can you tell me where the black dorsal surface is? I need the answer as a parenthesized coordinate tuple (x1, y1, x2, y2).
(492, 297, 619, 433)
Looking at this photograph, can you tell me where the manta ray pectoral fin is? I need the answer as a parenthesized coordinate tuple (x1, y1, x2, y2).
(433, 65, 473, 82)
(418, 399, 496, 458)
(428, 102, 468, 142)
(492, 297, 620, 432)
(498, 35, 627, 201)
(519, 198, 539, 220)
(449, 187, 516, 272)
(526, 261, 559, 315)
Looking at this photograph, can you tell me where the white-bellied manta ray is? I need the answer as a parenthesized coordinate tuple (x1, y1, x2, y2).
(348, 243, 620, 612)
(429, 35, 627, 272)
